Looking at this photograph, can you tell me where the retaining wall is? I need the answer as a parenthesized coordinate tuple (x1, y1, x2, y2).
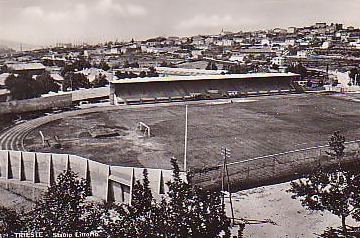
(0, 150, 174, 203)
(0, 94, 72, 115)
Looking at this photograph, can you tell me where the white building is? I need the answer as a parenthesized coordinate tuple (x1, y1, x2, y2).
(285, 39, 296, 46)
(271, 57, 286, 66)
(261, 39, 271, 46)
(229, 52, 246, 62)
(297, 50, 310, 58)
(321, 41, 332, 49)
(287, 27, 297, 34)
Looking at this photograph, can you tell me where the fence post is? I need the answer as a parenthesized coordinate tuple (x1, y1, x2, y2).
(246, 166, 250, 184)
(272, 157, 277, 177)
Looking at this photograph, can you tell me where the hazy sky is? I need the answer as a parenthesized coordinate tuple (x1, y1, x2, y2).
(0, 0, 359, 46)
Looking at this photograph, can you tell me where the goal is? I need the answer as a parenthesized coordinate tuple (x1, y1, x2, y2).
(136, 122, 151, 137)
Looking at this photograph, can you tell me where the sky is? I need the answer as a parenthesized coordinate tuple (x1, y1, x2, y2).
(0, 0, 359, 46)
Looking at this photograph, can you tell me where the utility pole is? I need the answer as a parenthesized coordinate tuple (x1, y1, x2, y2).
(221, 147, 235, 224)
(184, 105, 188, 172)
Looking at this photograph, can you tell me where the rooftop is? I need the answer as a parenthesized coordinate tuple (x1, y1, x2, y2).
(0, 89, 10, 95)
(110, 72, 300, 84)
(6, 63, 46, 71)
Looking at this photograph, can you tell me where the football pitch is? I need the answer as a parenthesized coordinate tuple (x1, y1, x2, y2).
(24, 94, 360, 172)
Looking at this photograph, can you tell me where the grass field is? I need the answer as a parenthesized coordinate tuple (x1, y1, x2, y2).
(24, 94, 360, 173)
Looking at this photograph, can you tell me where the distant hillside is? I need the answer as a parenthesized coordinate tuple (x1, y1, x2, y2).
(0, 45, 15, 54)
(0, 39, 42, 51)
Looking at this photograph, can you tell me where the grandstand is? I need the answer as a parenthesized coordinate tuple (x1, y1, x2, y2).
(110, 73, 301, 105)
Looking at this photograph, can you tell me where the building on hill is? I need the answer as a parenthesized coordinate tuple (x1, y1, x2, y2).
(5, 63, 46, 76)
(110, 73, 300, 105)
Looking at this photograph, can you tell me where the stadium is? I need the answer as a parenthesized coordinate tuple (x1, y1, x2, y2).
(1, 72, 360, 202)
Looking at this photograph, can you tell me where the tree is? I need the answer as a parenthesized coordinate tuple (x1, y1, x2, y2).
(139, 71, 147, 78)
(289, 132, 360, 237)
(164, 158, 231, 238)
(60, 63, 76, 77)
(286, 63, 308, 78)
(289, 164, 360, 237)
(326, 131, 345, 158)
(99, 61, 110, 71)
(349, 68, 359, 85)
(5, 73, 41, 100)
(124, 61, 139, 68)
(206, 61, 218, 70)
(0, 206, 23, 235)
(225, 64, 251, 74)
(63, 72, 91, 91)
(35, 73, 60, 94)
(147, 66, 159, 77)
(24, 169, 92, 235)
(92, 73, 108, 87)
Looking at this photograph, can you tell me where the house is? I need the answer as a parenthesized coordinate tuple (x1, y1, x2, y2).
(5, 63, 46, 76)
(297, 50, 310, 58)
(192, 37, 205, 46)
(261, 39, 271, 46)
(191, 50, 203, 59)
(321, 41, 332, 49)
(229, 52, 246, 62)
(287, 27, 297, 34)
(314, 22, 327, 28)
(285, 39, 296, 46)
(0, 73, 11, 88)
(215, 39, 233, 47)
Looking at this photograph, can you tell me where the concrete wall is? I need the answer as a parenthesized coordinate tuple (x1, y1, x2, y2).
(0, 150, 175, 203)
(0, 93, 72, 115)
(71, 86, 109, 102)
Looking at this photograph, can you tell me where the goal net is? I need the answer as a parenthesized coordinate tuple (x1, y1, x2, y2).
(136, 122, 151, 137)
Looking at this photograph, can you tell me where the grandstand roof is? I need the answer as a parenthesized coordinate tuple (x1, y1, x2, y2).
(110, 72, 300, 84)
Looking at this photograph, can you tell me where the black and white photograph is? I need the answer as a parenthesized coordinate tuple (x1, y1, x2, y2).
(0, 0, 359, 237)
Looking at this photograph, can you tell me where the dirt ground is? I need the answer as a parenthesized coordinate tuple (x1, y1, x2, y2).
(0, 187, 35, 213)
(227, 182, 357, 238)
(24, 94, 360, 172)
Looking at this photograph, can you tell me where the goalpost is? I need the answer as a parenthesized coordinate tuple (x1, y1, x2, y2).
(136, 122, 151, 137)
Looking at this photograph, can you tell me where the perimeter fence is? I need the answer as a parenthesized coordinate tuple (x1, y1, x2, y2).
(191, 140, 360, 190)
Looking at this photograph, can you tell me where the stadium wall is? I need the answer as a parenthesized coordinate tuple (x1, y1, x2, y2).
(0, 94, 72, 115)
(0, 150, 175, 203)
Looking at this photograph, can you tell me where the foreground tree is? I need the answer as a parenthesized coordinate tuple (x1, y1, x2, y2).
(101, 158, 231, 237)
(24, 169, 93, 235)
(289, 132, 360, 237)
(326, 131, 346, 158)
(0, 206, 23, 234)
(164, 158, 231, 238)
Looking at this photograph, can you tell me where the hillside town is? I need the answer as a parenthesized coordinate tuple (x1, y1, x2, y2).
(1, 22, 360, 103)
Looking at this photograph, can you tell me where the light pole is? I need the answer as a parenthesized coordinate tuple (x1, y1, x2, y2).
(184, 105, 188, 172)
